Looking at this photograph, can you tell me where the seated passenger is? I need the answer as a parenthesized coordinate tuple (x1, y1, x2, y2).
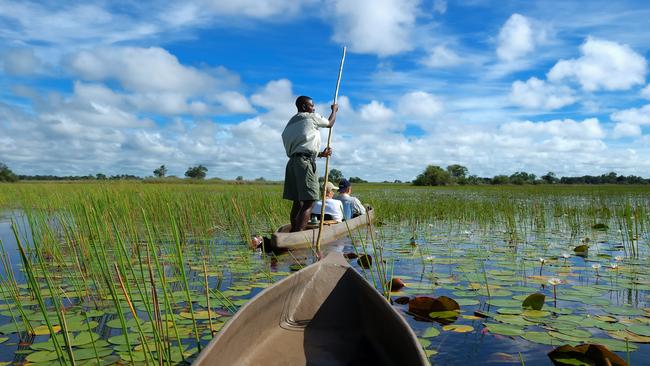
(311, 182, 344, 222)
(336, 178, 366, 218)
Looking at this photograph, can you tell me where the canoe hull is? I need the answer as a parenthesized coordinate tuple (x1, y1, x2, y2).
(271, 207, 374, 250)
(192, 253, 428, 366)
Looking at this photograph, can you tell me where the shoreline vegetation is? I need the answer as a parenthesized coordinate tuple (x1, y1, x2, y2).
(1, 161, 649, 185)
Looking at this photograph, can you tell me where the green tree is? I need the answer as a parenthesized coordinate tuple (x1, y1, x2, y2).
(491, 175, 509, 185)
(235, 175, 244, 181)
(328, 169, 344, 184)
(446, 164, 468, 181)
(509, 171, 536, 185)
(413, 165, 451, 186)
(185, 165, 208, 179)
(0, 162, 18, 182)
(541, 172, 558, 184)
(95, 173, 107, 180)
(153, 165, 167, 178)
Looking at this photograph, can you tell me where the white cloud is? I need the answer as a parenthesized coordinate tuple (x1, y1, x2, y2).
(641, 84, 650, 99)
(68, 47, 215, 94)
(397, 91, 443, 120)
(510, 77, 576, 110)
(610, 104, 650, 125)
(214, 92, 255, 114)
(496, 14, 536, 62)
(612, 123, 642, 138)
(359, 100, 394, 122)
(328, 0, 419, 56)
(421, 46, 461, 68)
(1, 48, 43, 76)
(548, 37, 647, 91)
(500, 118, 605, 140)
(433, 0, 447, 14)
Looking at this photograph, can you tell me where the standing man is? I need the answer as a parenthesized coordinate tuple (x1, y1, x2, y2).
(282, 96, 338, 232)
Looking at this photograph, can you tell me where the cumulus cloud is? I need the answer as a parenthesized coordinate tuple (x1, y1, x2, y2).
(68, 47, 215, 94)
(510, 77, 576, 110)
(359, 100, 394, 122)
(214, 92, 255, 114)
(500, 118, 605, 140)
(328, 0, 419, 56)
(496, 14, 536, 62)
(610, 104, 650, 126)
(421, 46, 462, 68)
(612, 123, 642, 138)
(548, 37, 647, 91)
(641, 84, 650, 99)
(397, 91, 443, 120)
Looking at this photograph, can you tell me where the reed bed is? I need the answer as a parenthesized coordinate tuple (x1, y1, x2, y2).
(0, 181, 648, 364)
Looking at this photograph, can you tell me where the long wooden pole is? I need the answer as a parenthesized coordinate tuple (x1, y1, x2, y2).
(316, 46, 346, 252)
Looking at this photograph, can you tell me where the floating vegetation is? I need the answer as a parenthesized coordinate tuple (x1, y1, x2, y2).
(0, 183, 648, 364)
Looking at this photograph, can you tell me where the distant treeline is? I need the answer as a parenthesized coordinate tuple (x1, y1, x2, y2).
(17, 174, 142, 181)
(2, 160, 648, 185)
(413, 164, 650, 186)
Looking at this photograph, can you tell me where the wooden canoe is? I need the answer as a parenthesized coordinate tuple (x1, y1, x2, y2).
(270, 206, 374, 250)
(192, 253, 429, 366)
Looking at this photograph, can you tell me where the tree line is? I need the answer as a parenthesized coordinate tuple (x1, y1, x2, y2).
(413, 164, 650, 186)
(2, 160, 647, 185)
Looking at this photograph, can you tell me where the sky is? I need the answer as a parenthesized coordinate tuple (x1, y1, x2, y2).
(1, 0, 649, 181)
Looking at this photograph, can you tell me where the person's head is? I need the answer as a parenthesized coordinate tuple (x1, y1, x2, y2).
(323, 181, 337, 198)
(296, 96, 315, 113)
(338, 178, 352, 194)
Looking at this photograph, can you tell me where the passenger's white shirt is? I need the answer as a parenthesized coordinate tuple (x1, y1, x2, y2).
(311, 198, 344, 222)
(281, 112, 330, 157)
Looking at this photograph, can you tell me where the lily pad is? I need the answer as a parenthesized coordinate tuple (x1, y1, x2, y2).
(603, 306, 645, 316)
(627, 324, 650, 337)
(442, 324, 473, 333)
(486, 299, 522, 308)
(485, 323, 525, 336)
(522, 293, 545, 310)
(422, 327, 440, 338)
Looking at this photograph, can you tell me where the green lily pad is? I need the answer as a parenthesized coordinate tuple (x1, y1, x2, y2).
(455, 298, 479, 306)
(522, 293, 545, 310)
(494, 315, 534, 327)
(422, 327, 440, 338)
(496, 308, 523, 315)
(627, 324, 650, 337)
(485, 323, 524, 336)
(549, 331, 591, 342)
(521, 331, 561, 345)
(603, 306, 644, 316)
(25, 350, 59, 362)
(486, 299, 522, 307)
(521, 310, 550, 318)
(428, 310, 459, 319)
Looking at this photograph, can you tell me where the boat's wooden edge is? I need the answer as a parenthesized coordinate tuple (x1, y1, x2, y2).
(191, 252, 429, 365)
(192, 254, 343, 365)
(270, 206, 374, 250)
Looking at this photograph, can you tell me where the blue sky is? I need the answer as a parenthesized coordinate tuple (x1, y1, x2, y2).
(1, 0, 649, 181)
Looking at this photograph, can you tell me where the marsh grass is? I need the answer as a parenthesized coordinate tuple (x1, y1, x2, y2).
(0, 182, 648, 364)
